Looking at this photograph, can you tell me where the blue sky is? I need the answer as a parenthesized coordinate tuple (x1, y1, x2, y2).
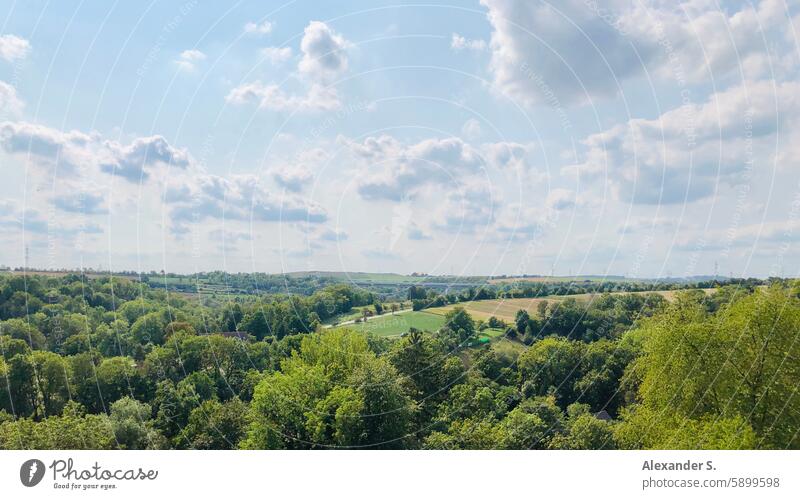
(0, 0, 798, 277)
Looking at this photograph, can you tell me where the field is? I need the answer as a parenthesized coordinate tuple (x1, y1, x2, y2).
(334, 311, 445, 337)
(427, 289, 716, 322)
(487, 275, 630, 284)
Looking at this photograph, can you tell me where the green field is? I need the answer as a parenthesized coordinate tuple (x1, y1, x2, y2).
(427, 289, 716, 323)
(335, 311, 445, 337)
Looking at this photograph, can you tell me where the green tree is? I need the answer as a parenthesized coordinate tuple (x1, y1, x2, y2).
(109, 397, 163, 449)
(178, 398, 249, 449)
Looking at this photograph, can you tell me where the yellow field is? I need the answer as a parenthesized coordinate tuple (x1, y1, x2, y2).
(426, 289, 715, 322)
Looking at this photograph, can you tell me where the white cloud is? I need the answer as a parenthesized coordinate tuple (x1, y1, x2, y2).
(0, 34, 30, 62)
(225, 81, 340, 112)
(298, 21, 348, 81)
(545, 188, 576, 211)
(431, 183, 498, 234)
(53, 191, 108, 215)
(479, 0, 795, 106)
(270, 148, 327, 192)
(617, 216, 674, 234)
(164, 172, 328, 235)
(261, 46, 292, 64)
(461, 118, 482, 140)
(344, 135, 485, 201)
(244, 20, 273, 36)
(481, 141, 534, 171)
(175, 49, 206, 71)
(0, 81, 24, 116)
(0, 121, 191, 184)
(228, 21, 348, 114)
(569, 80, 800, 204)
(451, 33, 487, 51)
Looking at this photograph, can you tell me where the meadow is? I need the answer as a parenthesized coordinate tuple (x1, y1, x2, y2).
(334, 311, 445, 337)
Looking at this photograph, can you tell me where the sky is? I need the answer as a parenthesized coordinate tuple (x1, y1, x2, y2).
(0, 0, 798, 278)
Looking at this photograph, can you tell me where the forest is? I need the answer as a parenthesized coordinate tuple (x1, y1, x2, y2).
(0, 272, 796, 450)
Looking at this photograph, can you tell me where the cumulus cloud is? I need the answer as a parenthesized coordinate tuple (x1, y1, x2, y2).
(100, 135, 191, 182)
(0, 121, 193, 224)
(569, 80, 800, 204)
(270, 148, 326, 192)
(175, 49, 206, 71)
(53, 192, 108, 215)
(461, 118, 482, 140)
(545, 188, 576, 211)
(479, 0, 793, 106)
(451, 33, 487, 51)
(316, 227, 348, 242)
(0, 81, 23, 116)
(344, 135, 485, 201)
(426, 182, 499, 236)
(165, 173, 327, 234)
(225, 81, 340, 112)
(298, 21, 349, 81)
(261, 46, 292, 64)
(617, 216, 674, 234)
(0, 34, 30, 62)
(244, 20, 273, 36)
(342, 134, 541, 201)
(229, 21, 348, 114)
(481, 141, 534, 171)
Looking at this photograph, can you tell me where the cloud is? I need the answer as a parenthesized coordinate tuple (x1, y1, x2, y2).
(345, 135, 485, 201)
(317, 227, 348, 242)
(461, 118, 482, 140)
(0, 121, 94, 172)
(617, 216, 674, 235)
(479, 0, 793, 106)
(261, 46, 292, 64)
(0, 206, 102, 237)
(270, 148, 326, 192)
(407, 223, 432, 241)
(480, 0, 651, 106)
(343, 134, 541, 202)
(451, 33, 487, 51)
(0, 34, 30, 62)
(0, 81, 23, 116)
(298, 21, 348, 81)
(481, 141, 534, 171)
(0, 121, 192, 189)
(99, 135, 191, 182)
(225, 81, 340, 112)
(545, 188, 576, 211)
(431, 183, 497, 234)
(272, 165, 313, 192)
(244, 20, 273, 36)
(570, 80, 800, 204)
(53, 192, 108, 215)
(175, 49, 206, 71)
(229, 21, 348, 114)
(165, 173, 327, 234)
(361, 247, 402, 260)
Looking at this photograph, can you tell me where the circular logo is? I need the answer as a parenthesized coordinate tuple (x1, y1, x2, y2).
(20, 459, 45, 487)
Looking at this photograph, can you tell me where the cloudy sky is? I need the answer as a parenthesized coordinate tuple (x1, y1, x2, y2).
(0, 0, 798, 278)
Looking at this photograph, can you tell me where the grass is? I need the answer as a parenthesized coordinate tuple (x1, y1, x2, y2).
(479, 327, 506, 338)
(334, 311, 445, 337)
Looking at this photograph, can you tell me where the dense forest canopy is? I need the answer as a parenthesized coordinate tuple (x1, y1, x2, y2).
(0, 272, 796, 450)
